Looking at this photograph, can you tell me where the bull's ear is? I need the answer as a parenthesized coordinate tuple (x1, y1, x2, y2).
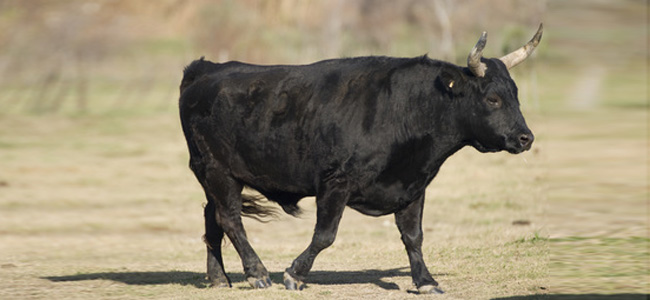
(436, 70, 463, 95)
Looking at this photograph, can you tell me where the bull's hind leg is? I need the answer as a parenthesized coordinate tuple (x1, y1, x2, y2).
(203, 198, 230, 287)
(189, 154, 232, 287)
(394, 194, 444, 294)
(189, 141, 271, 289)
(202, 167, 272, 289)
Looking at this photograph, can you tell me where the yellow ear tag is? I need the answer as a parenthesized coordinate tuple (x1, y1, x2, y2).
(448, 81, 454, 89)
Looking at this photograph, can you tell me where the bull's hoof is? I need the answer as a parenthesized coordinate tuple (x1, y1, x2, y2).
(418, 285, 444, 294)
(283, 271, 305, 291)
(247, 276, 272, 289)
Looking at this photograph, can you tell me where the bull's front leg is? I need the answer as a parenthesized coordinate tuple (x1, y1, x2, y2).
(394, 193, 444, 294)
(283, 180, 349, 290)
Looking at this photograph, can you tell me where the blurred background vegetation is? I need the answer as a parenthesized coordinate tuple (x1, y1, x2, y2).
(0, 0, 647, 296)
(0, 0, 644, 114)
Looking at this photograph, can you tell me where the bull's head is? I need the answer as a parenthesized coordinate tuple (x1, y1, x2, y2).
(454, 24, 543, 154)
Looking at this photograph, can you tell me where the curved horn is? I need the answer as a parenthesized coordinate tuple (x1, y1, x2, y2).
(467, 31, 488, 77)
(500, 23, 543, 69)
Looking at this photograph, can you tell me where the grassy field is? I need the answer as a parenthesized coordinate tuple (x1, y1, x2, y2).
(0, 1, 648, 299)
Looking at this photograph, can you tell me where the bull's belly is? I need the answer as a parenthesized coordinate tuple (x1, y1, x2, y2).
(345, 177, 428, 216)
(346, 190, 417, 217)
(346, 200, 402, 216)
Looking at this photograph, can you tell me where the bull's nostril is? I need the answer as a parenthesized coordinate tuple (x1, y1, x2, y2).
(519, 133, 534, 148)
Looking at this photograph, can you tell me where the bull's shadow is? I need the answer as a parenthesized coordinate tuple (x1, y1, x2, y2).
(42, 267, 423, 290)
(43, 272, 649, 298)
(43, 270, 209, 288)
(304, 267, 419, 290)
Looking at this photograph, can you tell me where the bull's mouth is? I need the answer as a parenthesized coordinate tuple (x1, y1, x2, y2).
(471, 140, 501, 153)
(472, 135, 533, 154)
(505, 146, 527, 155)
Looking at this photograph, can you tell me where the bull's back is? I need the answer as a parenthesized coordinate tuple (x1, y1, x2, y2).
(179, 57, 414, 194)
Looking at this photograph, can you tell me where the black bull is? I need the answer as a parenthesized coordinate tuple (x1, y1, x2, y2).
(179, 25, 543, 294)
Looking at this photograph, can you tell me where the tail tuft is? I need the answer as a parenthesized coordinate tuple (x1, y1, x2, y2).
(240, 193, 303, 222)
(241, 194, 280, 223)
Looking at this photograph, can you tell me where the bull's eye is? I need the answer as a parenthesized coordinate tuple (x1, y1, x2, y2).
(485, 96, 502, 108)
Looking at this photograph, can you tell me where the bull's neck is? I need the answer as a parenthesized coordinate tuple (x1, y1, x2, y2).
(415, 93, 468, 171)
